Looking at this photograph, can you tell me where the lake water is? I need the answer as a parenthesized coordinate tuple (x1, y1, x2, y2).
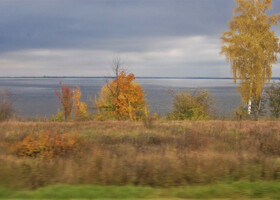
(0, 78, 241, 118)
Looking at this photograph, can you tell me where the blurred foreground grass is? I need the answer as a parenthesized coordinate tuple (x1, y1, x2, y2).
(1, 181, 280, 199)
(1, 120, 280, 199)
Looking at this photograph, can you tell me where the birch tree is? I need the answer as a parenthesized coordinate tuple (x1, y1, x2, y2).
(221, 0, 280, 115)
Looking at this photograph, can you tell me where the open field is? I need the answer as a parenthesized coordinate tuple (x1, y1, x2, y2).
(0, 120, 280, 198)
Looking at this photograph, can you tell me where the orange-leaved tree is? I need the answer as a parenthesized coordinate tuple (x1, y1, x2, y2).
(55, 82, 73, 121)
(95, 70, 148, 120)
(73, 86, 89, 121)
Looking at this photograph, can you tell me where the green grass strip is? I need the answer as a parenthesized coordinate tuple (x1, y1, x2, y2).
(1, 181, 280, 199)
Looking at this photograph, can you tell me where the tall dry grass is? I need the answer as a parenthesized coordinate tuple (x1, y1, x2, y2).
(1, 120, 280, 189)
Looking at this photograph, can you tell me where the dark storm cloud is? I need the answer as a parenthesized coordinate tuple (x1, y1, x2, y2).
(0, 0, 237, 53)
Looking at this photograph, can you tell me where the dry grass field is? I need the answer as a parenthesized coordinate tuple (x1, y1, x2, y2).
(0, 120, 280, 191)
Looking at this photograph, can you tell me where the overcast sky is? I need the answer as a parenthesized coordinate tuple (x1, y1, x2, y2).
(0, 0, 280, 77)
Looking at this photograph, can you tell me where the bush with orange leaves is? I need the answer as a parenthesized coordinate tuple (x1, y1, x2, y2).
(73, 86, 89, 121)
(95, 70, 148, 120)
(55, 82, 73, 121)
(11, 131, 86, 158)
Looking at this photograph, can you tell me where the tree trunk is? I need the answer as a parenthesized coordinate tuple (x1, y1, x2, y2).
(248, 81, 253, 115)
(256, 98, 262, 120)
(248, 99, 252, 115)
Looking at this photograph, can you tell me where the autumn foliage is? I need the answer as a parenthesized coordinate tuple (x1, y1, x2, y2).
(168, 89, 214, 120)
(73, 86, 89, 121)
(11, 130, 86, 158)
(95, 70, 148, 120)
(55, 82, 73, 121)
(221, 0, 280, 114)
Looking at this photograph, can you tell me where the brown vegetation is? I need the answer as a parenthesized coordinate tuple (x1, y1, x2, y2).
(0, 89, 15, 121)
(55, 82, 73, 121)
(1, 120, 280, 189)
(11, 130, 86, 158)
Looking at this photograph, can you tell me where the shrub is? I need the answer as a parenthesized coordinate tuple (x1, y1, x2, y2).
(234, 104, 250, 120)
(250, 96, 266, 120)
(266, 81, 280, 118)
(168, 89, 214, 120)
(95, 70, 148, 120)
(0, 89, 15, 121)
(50, 109, 64, 122)
(55, 82, 73, 121)
(11, 130, 86, 158)
(142, 116, 155, 129)
(73, 86, 89, 121)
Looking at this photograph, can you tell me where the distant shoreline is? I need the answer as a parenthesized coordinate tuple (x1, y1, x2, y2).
(0, 76, 279, 80)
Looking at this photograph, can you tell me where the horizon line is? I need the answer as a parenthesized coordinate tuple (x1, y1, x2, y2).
(0, 76, 280, 80)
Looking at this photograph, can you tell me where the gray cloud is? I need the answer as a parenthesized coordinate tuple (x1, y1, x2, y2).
(0, 35, 236, 77)
(0, 0, 280, 77)
(0, 0, 236, 52)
